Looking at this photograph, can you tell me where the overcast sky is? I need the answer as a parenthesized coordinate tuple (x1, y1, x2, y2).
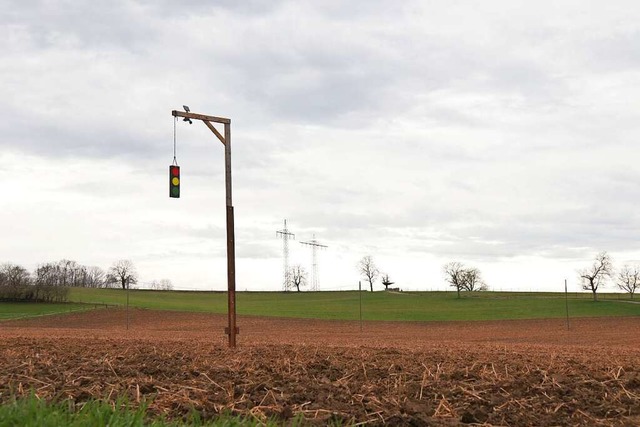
(2, 1, 640, 292)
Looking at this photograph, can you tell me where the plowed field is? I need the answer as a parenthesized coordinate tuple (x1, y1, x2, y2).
(1, 309, 640, 426)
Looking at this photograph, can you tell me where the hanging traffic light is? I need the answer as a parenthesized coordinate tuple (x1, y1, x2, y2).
(169, 165, 180, 198)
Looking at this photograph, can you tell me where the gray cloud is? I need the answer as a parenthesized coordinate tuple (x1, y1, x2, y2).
(3, 1, 640, 290)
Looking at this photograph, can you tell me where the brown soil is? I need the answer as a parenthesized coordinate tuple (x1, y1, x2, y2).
(1, 309, 640, 426)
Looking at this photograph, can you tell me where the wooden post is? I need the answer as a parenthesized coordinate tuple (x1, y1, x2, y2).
(171, 109, 237, 348)
(224, 121, 237, 348)
(565, 279, 570, 330)
(126, 284, 129, 330)
(359, 281, 362, 332)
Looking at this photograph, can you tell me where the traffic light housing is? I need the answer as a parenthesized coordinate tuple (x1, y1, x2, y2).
(169, 165, 180, 198)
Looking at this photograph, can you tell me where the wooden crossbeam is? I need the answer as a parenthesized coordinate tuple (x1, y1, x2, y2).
(171, 110, 230, 124)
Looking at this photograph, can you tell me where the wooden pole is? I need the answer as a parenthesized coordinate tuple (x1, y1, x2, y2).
(171, 109, 237, 348)
(224, 122, 237, 348)
(126, 284, 129, 330)
(565, 279, 570, 330)
(359, 280, 362, 332)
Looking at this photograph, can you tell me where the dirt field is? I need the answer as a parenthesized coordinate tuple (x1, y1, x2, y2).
(1, 309, 640, 426)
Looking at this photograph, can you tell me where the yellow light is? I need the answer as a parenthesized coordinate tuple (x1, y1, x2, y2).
(172, 177, 180, 186)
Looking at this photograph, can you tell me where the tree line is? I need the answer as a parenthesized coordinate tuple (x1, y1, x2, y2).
(1, 262, 71, 302)
(356, 256, 489, 296)
(358, 251, 638, 300)
(578, 251, 639, 300)
(443, 252, 640, 300)
(357, 256, 396, 292)
(0, 259, 173, 302)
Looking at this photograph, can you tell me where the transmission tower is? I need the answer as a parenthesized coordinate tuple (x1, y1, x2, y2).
(300, 234, 327, 291)
(276, 219, 295, 291)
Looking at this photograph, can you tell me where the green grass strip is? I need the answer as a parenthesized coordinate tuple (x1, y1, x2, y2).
(0, 394, 299, 427)
(0, 302, 92, 321)
(66, 288, 640, 322)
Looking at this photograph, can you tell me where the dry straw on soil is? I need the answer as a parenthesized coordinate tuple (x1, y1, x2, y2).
(1, 309, 639, 426)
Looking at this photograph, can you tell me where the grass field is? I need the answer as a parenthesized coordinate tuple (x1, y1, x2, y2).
(0, 394, 273, 427)
(63, 288, 640, 322)
(0, 302, 89, 320)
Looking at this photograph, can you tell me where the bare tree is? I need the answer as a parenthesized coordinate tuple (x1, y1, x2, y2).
(358, 256, 379, 292)
(32, 260, 85, 288)
(443, 262, 467, 298)
(289, 265, 307, 292)
(150, 279, 174, 291)
(578, 251, 612, 301)
(33, 262, 70, 302)
(1, 263, 31, 287)
(462, 267, 488, 291)
(444, 262, 487, 297)
(107, 260, 138, 290)
(617, 264, 639, 299)
(381, 273, 395, 291)
(85, 266, 106, 288)
(57, 259, 79, 286)
(0, 263, 31, 301)
(34, 263, 58, 286)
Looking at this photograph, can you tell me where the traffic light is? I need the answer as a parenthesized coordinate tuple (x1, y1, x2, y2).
(169, 165, 180, 198)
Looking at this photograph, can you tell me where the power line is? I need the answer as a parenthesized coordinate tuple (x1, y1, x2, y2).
(276, 219, 295, 291)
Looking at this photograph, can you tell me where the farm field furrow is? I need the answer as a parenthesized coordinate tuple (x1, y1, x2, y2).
(1, 309, 639, 426)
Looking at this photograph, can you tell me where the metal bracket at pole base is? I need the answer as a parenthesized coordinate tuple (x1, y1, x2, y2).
(224, 327, 240, 335)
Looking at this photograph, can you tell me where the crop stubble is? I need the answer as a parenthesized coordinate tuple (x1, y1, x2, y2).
(1, 309, 639, 426)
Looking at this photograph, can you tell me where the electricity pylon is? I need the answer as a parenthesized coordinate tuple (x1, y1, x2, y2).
(300, 234, 327, 291)
(276, 219, 295, 291)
